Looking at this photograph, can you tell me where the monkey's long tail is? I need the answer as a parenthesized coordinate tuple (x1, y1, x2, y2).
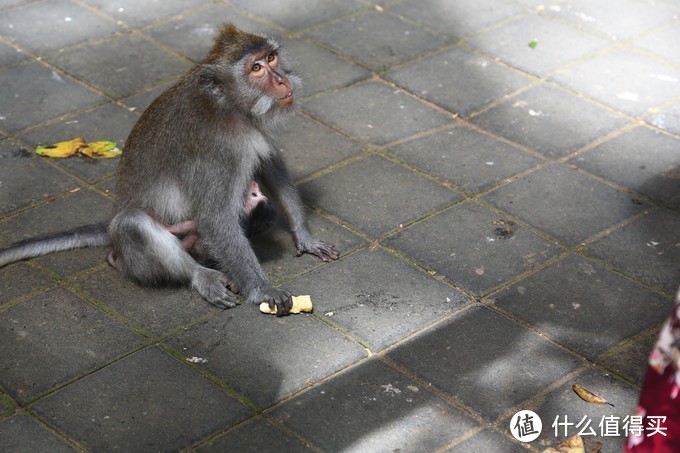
(0, 223, 108, 267)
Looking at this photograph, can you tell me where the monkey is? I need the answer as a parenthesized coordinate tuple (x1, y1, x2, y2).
(155, 180, 276, 260)
(0, 24, 339, 316)
(241, 180, 277, 238)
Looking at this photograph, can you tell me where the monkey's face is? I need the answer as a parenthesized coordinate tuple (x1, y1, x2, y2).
(246, 49, 295, 108)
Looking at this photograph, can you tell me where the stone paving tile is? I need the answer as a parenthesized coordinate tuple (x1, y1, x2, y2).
(0, 62, 105, 133)
(483, 164, 647, 245)
(46, 34, 193, 99)
(646, 102, 680, 136)
(445, 429, 526, 452)
(471, 84, 629, 158)
(299, 154, 461, 237)
(670, 197, 680, 212)
(269, 359, 479, 452)
(0, 142, 76, 216)
(144, 5, 268, 63)
(278, 114, 365, 181)
(587, 208, 680, 295)
(490, 254, 671, 360)
(385, 46, 533, 117)
(465, 14, 610, 77)
(0, 0, 121, 55)
(0, 287, 143, 403)
(228, 0, 366, 31)
(0, 392, 14, 417)
(306, 10, 450, 72)
(31, 347, 251, 451)
(34, 247, 108, 280)
(0, 414, 73, 453)
(304, 81, 453, 146)
(551, 47, 680, 118)
(387, 125, 543, 194)
(20, 103, 138, 183)
(0, 41, 28, 67)
(197, 417, 310, 452)
(20, 103, 136, 149)
(385, 201, 563, 295)
(0, 263, 52, 305)
(120, 81, 174, 112)
(632, 24, 680, 65)
(526, 367, 640, 452)
(570, 126, 680, 203)
(74, 268, 219, 337)
(390, 0, 523, 39)
(0, 0, 26, 6)
(543, 0, 676, 41)
(285, 39, 370, 98)
(166, 306, 366, 409)
(387, 305, 582, 422)
(284, 248, 470, 351)
(80, 0, 210, 28)
(251, 210, 366, 283)
(0, 189, 112, 244)
(599, 330, 660, 386)
(0, 139, 28, 158)
(95, 176, 115, 196)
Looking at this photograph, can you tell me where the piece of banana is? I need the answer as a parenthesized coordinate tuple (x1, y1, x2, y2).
(259, 295, 313, 314)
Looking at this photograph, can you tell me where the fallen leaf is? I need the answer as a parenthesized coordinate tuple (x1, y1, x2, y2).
(573, 384, 614, 406)
(542, 433, 602, 453)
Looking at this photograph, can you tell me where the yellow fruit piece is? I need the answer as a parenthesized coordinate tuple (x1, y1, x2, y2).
(259, 295, 313, 314)
(36, 138, 121, 159)
(36, 137, 87, 158)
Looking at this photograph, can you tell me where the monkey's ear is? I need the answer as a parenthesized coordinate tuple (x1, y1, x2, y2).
(198, 64, 223, 98)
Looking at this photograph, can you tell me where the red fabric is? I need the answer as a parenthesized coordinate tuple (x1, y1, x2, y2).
(626, 289, 680, 452)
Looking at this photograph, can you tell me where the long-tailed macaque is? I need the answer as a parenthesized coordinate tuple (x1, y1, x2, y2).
(0, 24, 339, 316)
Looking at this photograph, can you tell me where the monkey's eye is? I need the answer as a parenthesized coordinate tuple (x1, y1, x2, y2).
(251, 63, 262, 72)
(267, 52, 278, 63)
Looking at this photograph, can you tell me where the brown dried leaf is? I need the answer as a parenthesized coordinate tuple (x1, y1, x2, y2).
(572, 384, 614, 406)
(542, 433, 602, 453)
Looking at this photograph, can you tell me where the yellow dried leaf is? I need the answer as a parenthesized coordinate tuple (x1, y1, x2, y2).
(572, 384, 614, 406)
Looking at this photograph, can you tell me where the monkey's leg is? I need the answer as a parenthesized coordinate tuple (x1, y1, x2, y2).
(108, 210, 237, 308)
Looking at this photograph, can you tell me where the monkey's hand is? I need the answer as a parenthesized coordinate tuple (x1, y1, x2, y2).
(296, 239, 339, 262)
(254, 287, 293, 317)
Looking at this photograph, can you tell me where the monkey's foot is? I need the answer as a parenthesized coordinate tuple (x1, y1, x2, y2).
(296, 240, 339, 262)
(192, 269, 237, 308)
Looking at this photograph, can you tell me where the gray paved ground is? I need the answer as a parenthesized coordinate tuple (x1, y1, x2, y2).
(0, 0, 678, 451)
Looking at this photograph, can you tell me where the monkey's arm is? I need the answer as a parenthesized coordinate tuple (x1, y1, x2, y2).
(259, 153, 339, 262)
(195, 180, 292, 315)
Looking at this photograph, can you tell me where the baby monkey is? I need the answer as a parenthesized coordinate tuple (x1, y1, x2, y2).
(0, 24, 339, 316)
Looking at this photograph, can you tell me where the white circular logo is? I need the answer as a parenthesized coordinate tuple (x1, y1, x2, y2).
(510, 410, 542, 442)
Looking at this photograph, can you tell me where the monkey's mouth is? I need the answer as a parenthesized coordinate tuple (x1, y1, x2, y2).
(278, 91, 294, 104)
